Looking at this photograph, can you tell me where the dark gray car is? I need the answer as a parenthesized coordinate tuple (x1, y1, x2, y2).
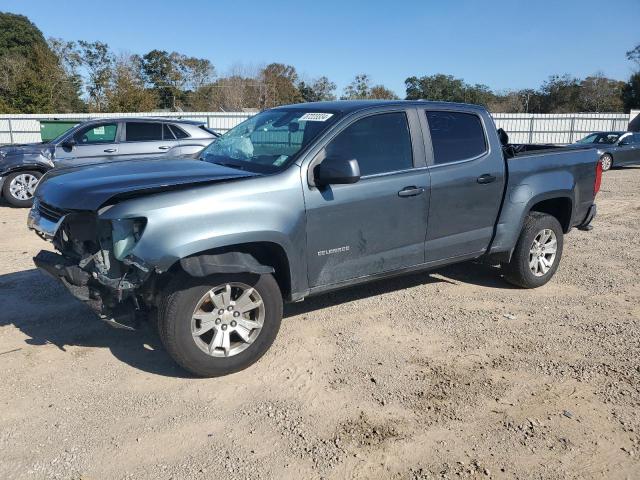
(572, 131, 640, 171)
(0, 117, 218, 207)
(28, 101, 601, 377)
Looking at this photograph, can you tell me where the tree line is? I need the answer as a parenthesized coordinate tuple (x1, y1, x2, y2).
(0, 12, 638, 114)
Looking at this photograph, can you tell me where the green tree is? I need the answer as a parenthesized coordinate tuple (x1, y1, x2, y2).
(539, 74, 581, 113)
(341, 74, 398, 100)
(0, 12, 83, 113)
(626, 44, 640, 69)
(404, 74, 492, 105)
(259, 63, 302, 108)
(298, 76, 337, 102)
(342, 74, 372, 99)
(78, 41, 114, 112)
(140, 49, 185, 109)
(622, 72, 640, 111)
(369, 85, 398, 100)
(579, 74, 624, 112)
(106, 54, 156, 112)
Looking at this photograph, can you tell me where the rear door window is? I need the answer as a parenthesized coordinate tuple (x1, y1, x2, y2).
(324, 112, 413, 176)
(169, 124, 189, 139)
(125, 122, 163, 142)
(425, 111, 487, 165)
(163, 124, 176, 140)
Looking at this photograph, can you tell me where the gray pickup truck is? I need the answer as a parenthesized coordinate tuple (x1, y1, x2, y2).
(28, 101, 601, 377)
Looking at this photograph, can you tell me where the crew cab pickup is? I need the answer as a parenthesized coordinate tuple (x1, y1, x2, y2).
(28, 101, 601, 377)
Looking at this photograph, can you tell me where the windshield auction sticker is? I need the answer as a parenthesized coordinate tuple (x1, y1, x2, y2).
(299, 113, 333, 122)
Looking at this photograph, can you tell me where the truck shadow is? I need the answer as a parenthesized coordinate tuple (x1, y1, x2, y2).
(0, 262, 512, 377)
(284, 261, 514, 317)
(0, 269, 189, 378)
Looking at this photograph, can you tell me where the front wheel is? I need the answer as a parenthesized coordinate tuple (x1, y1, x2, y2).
(502, 212, 564, 288)
(2, 170, 42, 207)
(158, 272, 282, 377)
(600, 153, 613, 172)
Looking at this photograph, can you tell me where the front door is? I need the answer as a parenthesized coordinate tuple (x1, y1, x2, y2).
(304, 111, 429, 288)
(421, 110, 505, 262)
(54, 122, 120, 167)
(617, 133, 640, 165)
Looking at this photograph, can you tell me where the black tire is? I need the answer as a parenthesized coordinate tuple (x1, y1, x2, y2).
(502, 212, 564, 289)
(158, 272, 282, 377)
(2, 170, 42, 208)
(600, 153, 613, 172)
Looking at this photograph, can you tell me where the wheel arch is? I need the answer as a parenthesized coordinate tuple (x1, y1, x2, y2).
(162, 241, 293, 301)
(528, 196, 573, 233)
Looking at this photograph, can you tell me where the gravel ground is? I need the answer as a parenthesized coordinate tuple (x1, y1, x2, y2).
(0, 167, 639, 480)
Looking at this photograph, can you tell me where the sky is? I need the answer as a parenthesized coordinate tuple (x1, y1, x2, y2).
(2, 0, 639, 97)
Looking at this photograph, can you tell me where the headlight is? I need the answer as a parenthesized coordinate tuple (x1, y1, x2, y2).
(111, 218, 146, 261)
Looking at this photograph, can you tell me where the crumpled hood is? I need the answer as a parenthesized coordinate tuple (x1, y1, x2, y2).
(36, 158, 259, 210)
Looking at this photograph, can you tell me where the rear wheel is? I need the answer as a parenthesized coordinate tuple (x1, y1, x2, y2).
(158, 272, 282, 377)
(2, 170, 42, 207)
(600, 153, 613, 172)
(502, 212, 564, 288)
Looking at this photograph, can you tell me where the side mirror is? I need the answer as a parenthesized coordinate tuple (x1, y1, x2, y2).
(61, 139, 76, 150)
(314, 157, 360, 186)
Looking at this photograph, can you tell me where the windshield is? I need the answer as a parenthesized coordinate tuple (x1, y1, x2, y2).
(576, 133, 620, 144)
(200, 109, 339, 173)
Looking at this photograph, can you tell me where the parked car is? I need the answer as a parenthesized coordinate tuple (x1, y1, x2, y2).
(0, 117, 219, 207)
(28, 100, 600, 377)
(571, 131, 640, 171)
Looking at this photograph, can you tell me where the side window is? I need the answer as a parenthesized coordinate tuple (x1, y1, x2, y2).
(633, 133, 640, 144)
(125, 122, 163, 142)
(426, 111, 487, 165)
(73, 123, 117, 144)
(163, 124, 176, 140)
(169, 124, 189, 139)
(324, 112, 413, 176)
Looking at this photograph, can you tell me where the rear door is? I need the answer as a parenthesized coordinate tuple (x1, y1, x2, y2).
(303, 108, 430, 287)
(420, 109, 505, 262)
(115, 121, 181, 160)
(54, 122, 120, 167)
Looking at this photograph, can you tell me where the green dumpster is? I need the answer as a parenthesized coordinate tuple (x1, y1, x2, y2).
(39, 120, 82, 142)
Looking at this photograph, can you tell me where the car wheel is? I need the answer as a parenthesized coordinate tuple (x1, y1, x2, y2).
(600, 153, 613, 172)
(2, 170, 42, 208)
(502, 212, 564, 289)
(158, 272, 282, 377)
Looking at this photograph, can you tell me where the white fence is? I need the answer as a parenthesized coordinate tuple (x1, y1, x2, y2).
(0, 112, 253, 145)
(491, 113, 631, 144)
(0, 110, 635, 145)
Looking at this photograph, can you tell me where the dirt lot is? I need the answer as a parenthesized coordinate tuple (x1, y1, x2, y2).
(0, 168, 639, 480)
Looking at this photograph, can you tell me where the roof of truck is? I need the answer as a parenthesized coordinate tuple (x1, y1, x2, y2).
(275, 100, 487, 113)
(81, 117, 205, 125)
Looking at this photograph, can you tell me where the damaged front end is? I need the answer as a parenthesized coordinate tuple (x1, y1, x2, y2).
(29, 198, 152, 330)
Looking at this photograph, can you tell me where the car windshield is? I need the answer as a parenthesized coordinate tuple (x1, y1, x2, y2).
(200, 109, 339, 173)
(576, 133, 620, 144)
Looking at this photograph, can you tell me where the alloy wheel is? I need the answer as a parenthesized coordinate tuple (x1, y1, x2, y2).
(529, 229, 557, 277)
(191, 282, 265, 358)
(9, 173, 39, 201)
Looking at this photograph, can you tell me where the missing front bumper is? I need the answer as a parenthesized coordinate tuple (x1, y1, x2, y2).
(33, 250, 140, 330)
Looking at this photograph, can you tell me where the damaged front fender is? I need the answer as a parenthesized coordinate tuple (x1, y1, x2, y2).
(180, 251, 274, 277)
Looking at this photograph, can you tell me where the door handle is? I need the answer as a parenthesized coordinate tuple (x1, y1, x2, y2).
(158, 145, 171, 150)
(398, 186, 425, 197)
(477, 174, 496, 184)
(104, 148, 117, 153)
